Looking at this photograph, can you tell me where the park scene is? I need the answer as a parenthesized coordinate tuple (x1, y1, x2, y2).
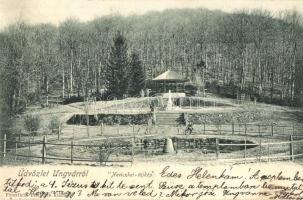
(0, 7, 303, 166)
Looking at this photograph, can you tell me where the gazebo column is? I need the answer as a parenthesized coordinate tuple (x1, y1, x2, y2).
(159, 82, 161, 93)
(160, 82, 163, 93)
(180, 97, 183, 108)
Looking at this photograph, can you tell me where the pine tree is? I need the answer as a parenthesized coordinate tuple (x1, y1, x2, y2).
(105, 32, 129, 99)
(128, 52, 145, 96)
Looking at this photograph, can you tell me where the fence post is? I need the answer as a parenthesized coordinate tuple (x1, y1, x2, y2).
(244, 123, 247, 137)
(58, 125, 61, 140)
(70, 140, 74, 164)
(86, 124, 90, 138)
(147, 122, 150, 135)
(217, 124, 221, 135)
(72, 126, 75, 139)
(244, 138, 247, 163)
(18, 131, 21, 142)
(271, 124, 274, 137)
(132, 125, 135, 136)
(99, 146, 102, 166)
(28, 137, 31, 162)
(140, 138, 143, 151)
(15, 138, 17, 161)
(290, 135, 294, 161)
(258, 138, 262, 162)
(232, 122, 234, 135)
(258, 125, 261, 137)
(215, 138, 220, 159)
(203, 123, 206, 134)
(100, 123, 103, 136)
(42, 136, 46, 164)
(3, 134, 6, 158)
(258, 125, 262, 162)
(267, 141, 270, 162)
(131, 137, 135, 165)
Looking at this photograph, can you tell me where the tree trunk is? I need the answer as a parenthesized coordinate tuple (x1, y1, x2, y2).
(62, 68, 65, 98)
(70, 51, 73, 97)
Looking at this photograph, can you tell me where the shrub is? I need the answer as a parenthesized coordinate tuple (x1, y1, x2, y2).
(48, 116, 61, 133)
(23, 115, 41, 135)
(177, 113, 187, 125)
(63, 96, 84, 105)
(188, 109, 272, 125)
(67, 114, 151, 125)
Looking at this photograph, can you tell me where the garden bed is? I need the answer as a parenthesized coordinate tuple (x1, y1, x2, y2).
(189, 109, 272, 124)
(67, 113, 152, 125)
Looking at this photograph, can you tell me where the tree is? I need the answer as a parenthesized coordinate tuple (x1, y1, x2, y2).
(32, 24, 59, 106)
(105, 32, 129, 99)
(1, 22, 31, 115)
(58, 19, 83, 98)
(128, 52, 145, 96)
(0, 9, 302, 106)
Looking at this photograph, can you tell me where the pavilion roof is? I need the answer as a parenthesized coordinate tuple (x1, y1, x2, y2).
(152, 70, 187, 82)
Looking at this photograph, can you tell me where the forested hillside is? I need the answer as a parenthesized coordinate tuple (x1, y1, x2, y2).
(1, 8, 303, 116)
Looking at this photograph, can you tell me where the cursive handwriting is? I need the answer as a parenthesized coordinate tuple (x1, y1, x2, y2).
(2, 166, 303, 200)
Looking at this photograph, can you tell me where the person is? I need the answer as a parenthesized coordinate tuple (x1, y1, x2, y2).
(186, 121, 194, 134)
(150, 102, 155, 113)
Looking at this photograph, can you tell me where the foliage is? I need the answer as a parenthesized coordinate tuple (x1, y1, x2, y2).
(189, 109, 272, 125)
(67, 114, 151, 125)
(23, 114, 41, 134)
(128, 52, 145, 96)
(105, 32, 129, 99)
(177, 113, 187, 125)
(48, 115, 61, 133)
(0, 9, 303, 116)
(63, 96, 84, 105)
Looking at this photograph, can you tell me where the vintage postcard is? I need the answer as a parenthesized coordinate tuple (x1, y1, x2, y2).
(1, 0, 303, 199)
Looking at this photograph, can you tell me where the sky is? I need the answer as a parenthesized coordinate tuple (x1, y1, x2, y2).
(0, 0, 303, 29)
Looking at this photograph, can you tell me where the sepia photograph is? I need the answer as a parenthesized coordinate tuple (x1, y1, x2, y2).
(1, 0, 303, 199)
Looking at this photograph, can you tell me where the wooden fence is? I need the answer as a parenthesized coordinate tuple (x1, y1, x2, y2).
(0, 135, 134, 165)
(181, 123, 300, 137)
(131, 134, 303, 163)
(1, 126, 303, 165)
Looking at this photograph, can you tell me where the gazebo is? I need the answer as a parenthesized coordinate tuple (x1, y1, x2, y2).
(152, 70, 188, 93)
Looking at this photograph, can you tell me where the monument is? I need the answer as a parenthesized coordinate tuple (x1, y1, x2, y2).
(165, 90, 182, 111)
(163, 137, 175, 154)
(166, 90, 173, 110)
